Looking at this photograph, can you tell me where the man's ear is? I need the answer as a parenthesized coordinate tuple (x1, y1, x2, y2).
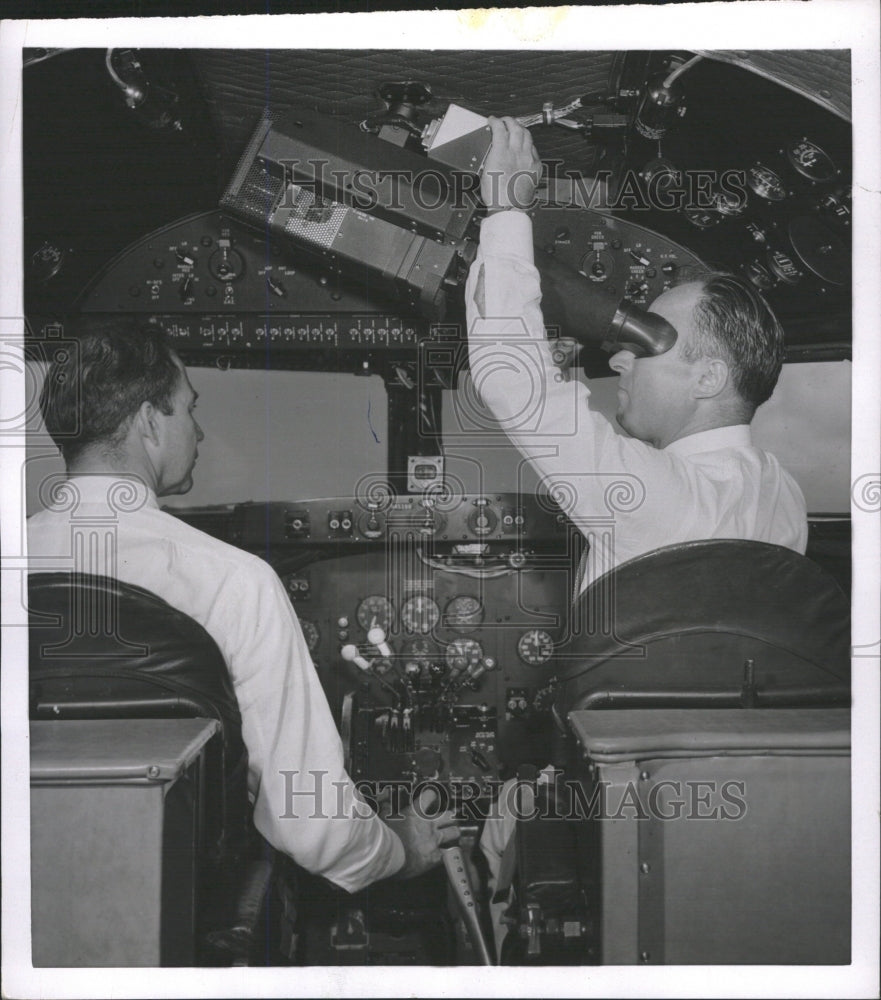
(694, 358, 729, 399)
(134, 400, 161, 447)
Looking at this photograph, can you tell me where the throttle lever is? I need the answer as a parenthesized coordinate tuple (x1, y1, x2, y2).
(442, 844, 494, 965)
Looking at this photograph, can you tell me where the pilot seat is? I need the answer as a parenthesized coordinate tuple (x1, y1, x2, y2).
(27, 572, 281, 966)
(496, 540, 851, 965)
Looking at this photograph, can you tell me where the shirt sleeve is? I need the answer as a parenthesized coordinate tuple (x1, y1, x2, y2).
(222, 557, 405, 892)
(466, 215, 685, 529)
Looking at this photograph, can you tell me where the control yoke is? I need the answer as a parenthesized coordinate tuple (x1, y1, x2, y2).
(535, 244, 678, 358)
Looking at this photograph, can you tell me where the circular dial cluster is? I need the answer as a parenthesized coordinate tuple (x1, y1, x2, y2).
(402, 636, 438, 662)
(299, 618, 321, 652)
(356, 594, 394, 632)
(786, 138, 837, 183)
(747, 164, 788, 202)
(401, 594, 440, 633)
(517, 629, 555, 666)
(445, 637, 484, 671)
(444, 595, 484, 633)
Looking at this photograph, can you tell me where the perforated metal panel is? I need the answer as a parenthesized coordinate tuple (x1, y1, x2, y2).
(282, 186, 347, 245)
(193, 49, 619, 174)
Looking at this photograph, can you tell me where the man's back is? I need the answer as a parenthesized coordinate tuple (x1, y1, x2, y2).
(28, 473, 406, 891)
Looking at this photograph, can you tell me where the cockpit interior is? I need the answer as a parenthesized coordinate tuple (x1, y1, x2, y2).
(18, 43, 859, 971)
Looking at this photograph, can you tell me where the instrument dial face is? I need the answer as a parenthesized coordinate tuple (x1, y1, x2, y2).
(402, 637, 438, 663)
(299, 618, 320, 653)
(786, 138, 837, 182)
(517, 629, 555, 666)
(356, 595, 394, 632)
(767, 248, 802, 285)
(208, 245, 246, 281)
(401, 595, 440, 634)
(743, 260, 776, 291)
(445, 638, 484, 671)
(444, 595, 484, 633)
(580, 248, 616, 282)
(713, 189, 747, 216)
(683, 207, 721, 229)
(747, 164, 787, 202)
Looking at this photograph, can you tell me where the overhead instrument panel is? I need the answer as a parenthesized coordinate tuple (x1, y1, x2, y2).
(531, 207, 705, 310)
(31, 206, 719, 379)
(611, 52, 852, 345)
(24, 48, 852, 363)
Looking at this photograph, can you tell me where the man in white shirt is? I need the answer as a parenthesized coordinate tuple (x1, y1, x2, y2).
(28, 320, 457, 894)
(467, 117, 808, 946)
(467, 117, 807, 593)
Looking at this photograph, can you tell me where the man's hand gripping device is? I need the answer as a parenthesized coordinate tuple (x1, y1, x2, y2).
(422, 102, 678, 359)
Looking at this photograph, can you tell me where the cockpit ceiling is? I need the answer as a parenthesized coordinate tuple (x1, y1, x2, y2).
(193, 49, 850, 174)
(193, 49, 621, 176)
(23, 47, 855, 353)
(694, 50, 851, 121)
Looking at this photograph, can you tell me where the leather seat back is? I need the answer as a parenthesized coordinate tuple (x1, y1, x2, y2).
(29, 572, 249, 861)
(554, 540, 850, 718)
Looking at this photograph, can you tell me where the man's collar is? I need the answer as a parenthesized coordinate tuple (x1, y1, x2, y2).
(664, 424, 752, 457)
(44, 473, 158, 513)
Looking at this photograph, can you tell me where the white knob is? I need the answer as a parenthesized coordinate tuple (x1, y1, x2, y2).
(340, 644, 371, 672)
(367, 627, 392, 658)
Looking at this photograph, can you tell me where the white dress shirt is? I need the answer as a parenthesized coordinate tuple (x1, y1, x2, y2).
(468, 214, 809, 952)
(27, 474, 404, 892)
(465, 210, 808, 594)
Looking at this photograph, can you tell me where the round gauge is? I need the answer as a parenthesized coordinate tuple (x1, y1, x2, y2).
(713, 189, 747, 217)
(299, 618, 321, 653)
(467, 504, 498, 537)
(766, 248, 802, 285)
(580, 249, 615, 283)
(517, 629, 555, 667)
(786, 138, 837, 182)
(30, 242, 66, 283)
(744, 220, 768, 245)
(208, 246, 246, 281)
(444, 595, 484, 633)
(356, 595, 394, 632)
(402, 637, 438, 663)
(445, 638, 484, 671)
(819, 188, 851, 228)
(401, 595, 440, 634)
(743, 260, 776, 291)
(746, 164, 787, 202)
(357, 510, 385, 540)
(788, 215, 849, 286)
(639, 157, 681, 191)
(683, 207, 721, 229)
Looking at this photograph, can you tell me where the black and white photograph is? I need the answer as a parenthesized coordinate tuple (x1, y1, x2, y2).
(1, 5, 879, 997)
